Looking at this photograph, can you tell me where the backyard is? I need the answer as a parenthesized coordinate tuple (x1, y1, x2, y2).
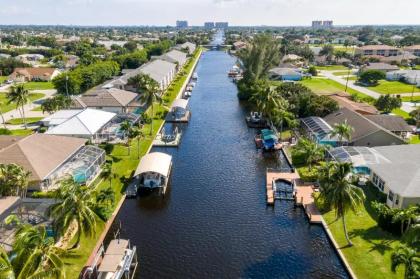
(62, 47, 203, 278)
(23, 81, 55, 90)
(6, 117, 43, 125)
(320, 185, 403, 279)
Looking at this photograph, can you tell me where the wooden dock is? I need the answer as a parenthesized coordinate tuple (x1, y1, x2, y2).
(165, 111, 191, 123)
(265, 169, 322, 224)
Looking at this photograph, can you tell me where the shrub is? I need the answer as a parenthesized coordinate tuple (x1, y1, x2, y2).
(371, 201, 402, 236)
(358, 69, 386, 85)
(307, 66, 317, 76)
(374, 95, 402, 113)
(0, 128, 12, 135)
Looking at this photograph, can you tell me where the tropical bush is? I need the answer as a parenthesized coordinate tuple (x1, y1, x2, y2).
(358, 69, 386, 85)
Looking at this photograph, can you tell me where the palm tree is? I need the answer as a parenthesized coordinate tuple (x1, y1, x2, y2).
(128, 74, 162, 135)
(120, 120, 132, 155)
(0, 163, 30, 197)
(392, 206, 419, 235)
(391, 244, 420, 279)
(330, 120, 354, 146)
(96, 187, 115, 207)
(318, 162, 365, 246)
(0, 247, 15, 279)
(7, 84, 30, 129)
(0, 101, 7, 129)
(12, 224, 65, 279)
(47, 177, 97, 249)
(100, 162, 114, 188)
(403, 224, 420, 248)
(294, 138, 326, 171)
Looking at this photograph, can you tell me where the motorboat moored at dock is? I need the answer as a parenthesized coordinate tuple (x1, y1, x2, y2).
(246, 112, 267, 128)
(255, 129, 282, 151)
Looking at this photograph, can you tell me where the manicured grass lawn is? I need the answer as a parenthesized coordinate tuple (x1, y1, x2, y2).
(391, 108, 410, 120)
(23, 81, 55, 90)
(31, 106, 43, 111)
(6, 117, 43, 125)
(400, 95, 420, 102)
(62, 48, 203, 279)
(299, 78, 371, 100)
(367, 80, 420, 95)
(0, 93, 45, 113)
(10, 129, 34, 136)
(321, 185, 403, 279)
(332, 71, 353, 76)
(409, 135, 420, 144)
(0, 76, 8, 84)
(315, 65, 349, 71)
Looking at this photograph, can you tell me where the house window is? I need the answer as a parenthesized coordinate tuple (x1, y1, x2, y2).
(395, 195, 399, 205)
(372, 173, 384, 191)
(388, 191, 394, 202)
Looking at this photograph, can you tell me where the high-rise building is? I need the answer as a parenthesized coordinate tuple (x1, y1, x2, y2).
(215, 22, 229, 29)
(312, 20, 333, 29)
(176, 20, 188, 28)
(204, 22, 215, 29)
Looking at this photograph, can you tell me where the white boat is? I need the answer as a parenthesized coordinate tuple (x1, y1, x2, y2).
(134, 152, 173, 195)
(192, 72, 198, 80)
(184, 91, 191, 98)
(96, 239, 138, 279)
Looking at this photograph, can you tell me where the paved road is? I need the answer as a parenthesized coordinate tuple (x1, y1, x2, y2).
(320, 70, 417, 113)
(0, 89, 56, 124)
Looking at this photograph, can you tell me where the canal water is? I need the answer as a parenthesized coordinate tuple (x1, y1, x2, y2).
(112, 40, 348, 278)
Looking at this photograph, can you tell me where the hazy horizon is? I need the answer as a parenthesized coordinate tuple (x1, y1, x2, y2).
(0, 0, 419, 27)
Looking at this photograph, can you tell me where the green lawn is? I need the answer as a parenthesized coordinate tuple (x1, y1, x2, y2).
(0, 93, 45, 113)
(9, 129, 34, 136)
(367, 80, 420, 95)
(6, 117, 43, 125)
(332, 71, 353, 76)
(315, 65, 349, 71)
(62, 47, 203, 279)
(409, 135, 420, 144)
(320, 185, 404, 279)
(0, 76, 8, 84)
(400, 95, 420, 102)
(299, 78, 373, 103)
(391, 108, 410, 120)
(23, 81, 55, 90)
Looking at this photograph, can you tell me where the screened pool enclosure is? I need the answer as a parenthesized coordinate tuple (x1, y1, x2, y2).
(301, 116, 340, 146)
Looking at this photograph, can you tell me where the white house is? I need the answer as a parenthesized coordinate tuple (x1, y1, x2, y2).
(386, 70, 420, 86)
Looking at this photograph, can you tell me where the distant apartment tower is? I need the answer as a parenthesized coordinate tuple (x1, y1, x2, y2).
(215, 22, 229, 29)
(312, 20, 333, 29)
(176, 20, 188, 28)
(204, 22, 215, 29)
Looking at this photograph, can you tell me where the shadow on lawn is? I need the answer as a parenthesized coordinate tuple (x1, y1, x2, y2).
(349, 227, 396, 255)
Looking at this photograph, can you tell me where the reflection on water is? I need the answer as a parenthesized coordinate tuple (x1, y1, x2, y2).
(110, 49, 348, 278)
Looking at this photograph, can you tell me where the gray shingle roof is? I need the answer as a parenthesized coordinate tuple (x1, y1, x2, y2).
(71, 88, 138, 108)
(139, 59, 176, 83)
(365, 115, 412, 132)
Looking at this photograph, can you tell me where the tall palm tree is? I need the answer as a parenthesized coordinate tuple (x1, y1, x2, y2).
(47, 177, 97, 249)
(318, 162, 365, 246)
(120, 120, 132, 155)
(0, 247, 15, 279)
(392, 206, 419, 235)
(96, 187, 115, 207)
(330, 120, 354, 146)
(130, 74, 162, 135)
(12, 224, 65, 279)
(391, 244, 420, 279)
(0, 101, 7, 129)
(7, 84, 30, 129)
(100, 162, 114, 188)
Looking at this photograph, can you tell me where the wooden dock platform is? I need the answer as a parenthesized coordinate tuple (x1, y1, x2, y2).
(165, 111, 191, 123)
(265, 169, 322, 224)
(152, 132, 182, 147)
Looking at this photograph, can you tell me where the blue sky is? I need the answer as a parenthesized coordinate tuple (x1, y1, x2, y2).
(0, 0, 419, 26)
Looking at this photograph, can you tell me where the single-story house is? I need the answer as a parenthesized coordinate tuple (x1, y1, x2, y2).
(153, 49, 187, 67)
(323, 107, 406, 147)
(70, 88, 142, 114)
(329, 93, 379, 115)
(8, 67, 60, 82)
(359, 63, 400, 73)
(44, 108, 118, 142)
(268, 68, 303, 81)
(386, 70, 420, 86)
(365, 114, 412, 139)
(0, 134, 105, 191)
(175, 42, 196, 55)
(328, 144, 420, 208)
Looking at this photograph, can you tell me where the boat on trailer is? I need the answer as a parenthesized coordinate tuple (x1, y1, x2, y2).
(255, 129, 282, 151)
(246, 112, 267, 128)
(134, 152, 172, 195)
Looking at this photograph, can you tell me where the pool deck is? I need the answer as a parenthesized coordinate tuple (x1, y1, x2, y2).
(265, 169, 322, 224)
(165, 111, 191, 123)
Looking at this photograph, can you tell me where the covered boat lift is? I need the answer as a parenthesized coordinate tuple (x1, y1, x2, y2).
(134, 152, 172, 195)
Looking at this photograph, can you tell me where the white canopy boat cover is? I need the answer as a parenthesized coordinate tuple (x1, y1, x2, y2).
(134, 152, 172, 177)
(170, 99, 188, 110)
